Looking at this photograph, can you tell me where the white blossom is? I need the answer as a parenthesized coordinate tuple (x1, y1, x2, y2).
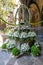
(21, 43, 30, 53)
(28, 32, 36, 37)
(6, 40, 16, 49)
(13, 31, 19, 37)
(20, 32, 27, 38)
(34, 42, 40, 48)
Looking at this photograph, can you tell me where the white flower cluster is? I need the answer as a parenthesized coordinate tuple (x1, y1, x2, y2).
(21, 43, 30, 53)
(7, 40, 16, 49)
(4, 39, 16, 49)
(34, 42, 40, 48)
(13, 31, 36, 39)
(5, 30, 14, 39)
(28, 32, 36, 37)
(13, 31, 19, 37)
(20, 32, 27, 38)
(9, 34, 14, 39)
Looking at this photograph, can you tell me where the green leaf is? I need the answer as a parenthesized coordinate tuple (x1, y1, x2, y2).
(11, 48, 20, 56)
(31, 45, 40, 56)
(2, 44, 7, 49)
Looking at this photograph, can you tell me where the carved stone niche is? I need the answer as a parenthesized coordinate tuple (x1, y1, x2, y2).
(19, 0, 40, 26)
(20, 0, 30, 6)
(18, 0, 31, 22)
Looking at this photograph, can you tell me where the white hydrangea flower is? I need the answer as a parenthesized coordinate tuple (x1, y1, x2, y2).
(34, 42, 40, 48)
(13, 31, 19, 37)
(21, 43, 30, 53)
(6, 40, 16, 49)
(28, 32, 36, 37)
(20, 32, 27, 38)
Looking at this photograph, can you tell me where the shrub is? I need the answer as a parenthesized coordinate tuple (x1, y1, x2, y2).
(12, 48, 20, 56)
(2, 44, 7, 49)
(31, 45, 40, 56)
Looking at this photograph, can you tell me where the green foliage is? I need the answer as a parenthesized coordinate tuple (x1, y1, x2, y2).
(31, 45, 40, 56)
(0, 0, 16, 25)
(12, 48, 20, 56)
(4, 28, 9, 33)
(2, 44, 7, 49)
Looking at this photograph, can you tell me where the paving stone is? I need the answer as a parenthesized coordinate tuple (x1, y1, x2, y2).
(7, 55, 35, 65)
(14, 56, 34, 65)
(6, 57, 16, 65)
(0, 50, 12, 65)
(0, 61, 5, 65)
(33, 57, 43, 65)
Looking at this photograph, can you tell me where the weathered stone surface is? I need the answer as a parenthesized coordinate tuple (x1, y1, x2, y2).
(32, 57, 43, 65)
(0, 50, 11, 65)
(6, 57, 16, 65)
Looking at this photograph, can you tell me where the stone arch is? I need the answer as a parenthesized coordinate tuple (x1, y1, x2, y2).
(15, 0, 40, 27)
(29, 1, 40, 13)
(19, 0, 40, 12)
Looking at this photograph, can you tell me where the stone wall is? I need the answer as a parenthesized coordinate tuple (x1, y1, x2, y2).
(34, 0, 43, 11)
(20, 0, 43, 11)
